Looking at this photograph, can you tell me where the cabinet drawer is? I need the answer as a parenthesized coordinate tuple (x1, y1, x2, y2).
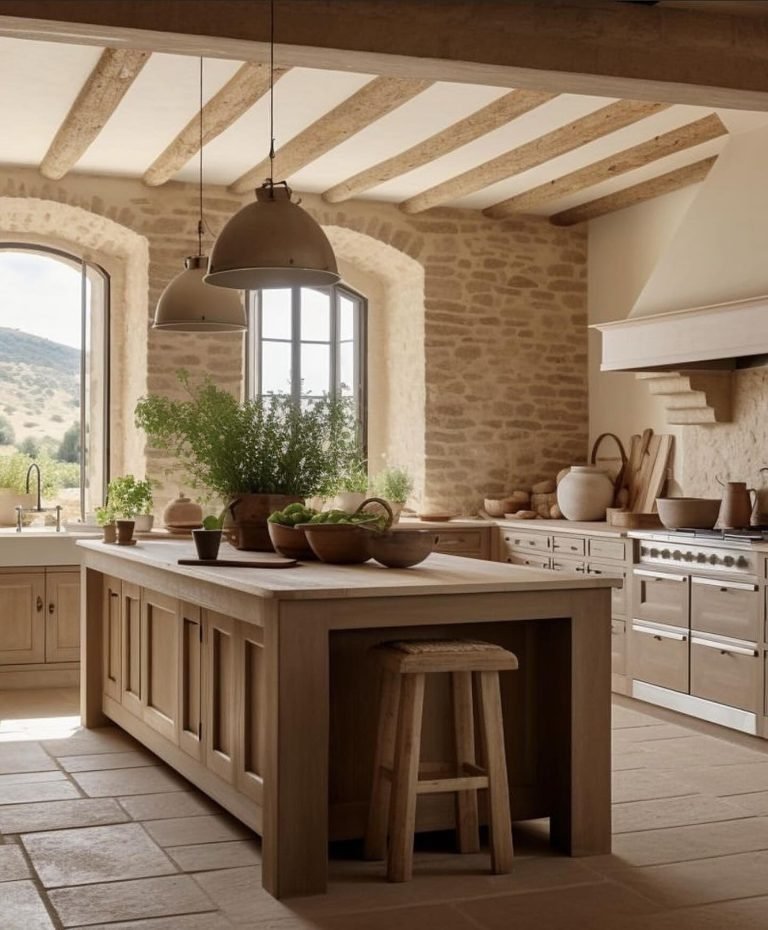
(435, 530, 485, 556)
(691, 635, 760, 713)
(552, 535, 585, 556)
(633, 570, 688, 626)
(589, 538, 627, 562)
(589, 562, 627, 618)
(631, 622, 689, 693)
(503, 551, 551, 570)
(500, 530, 550, 553)
(550, 556, 585, 573)
(691, 577, 759, 642)
(611, 619, 626, 676)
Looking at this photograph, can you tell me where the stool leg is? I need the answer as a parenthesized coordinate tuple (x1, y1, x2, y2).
(364, 669, 401, 860)
(452, 670, 480, 854)
(477, 671, 514, 874)
(387, 672, 425, 882)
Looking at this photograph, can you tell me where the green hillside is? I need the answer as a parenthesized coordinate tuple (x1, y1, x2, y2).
(0, 326, 80, 373)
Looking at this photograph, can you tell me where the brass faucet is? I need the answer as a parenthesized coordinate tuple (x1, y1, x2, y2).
(15, 463, 62, 532)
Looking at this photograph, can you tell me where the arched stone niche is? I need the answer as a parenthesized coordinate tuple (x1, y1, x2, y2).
(0, 196, 150, 480)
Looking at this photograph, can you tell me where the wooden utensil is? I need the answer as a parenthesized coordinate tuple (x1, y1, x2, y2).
(629, 429, 653, 511)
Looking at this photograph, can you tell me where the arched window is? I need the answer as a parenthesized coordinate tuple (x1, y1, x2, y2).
(247, 284, 367, 440)
(0, 245, 109, 522)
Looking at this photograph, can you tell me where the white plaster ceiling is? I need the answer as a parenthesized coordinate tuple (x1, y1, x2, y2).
(2, 36, 768, 219)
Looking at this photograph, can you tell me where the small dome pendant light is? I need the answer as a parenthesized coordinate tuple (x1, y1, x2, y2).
(154, 59, 246, 331)
(204, 0, 339, 291)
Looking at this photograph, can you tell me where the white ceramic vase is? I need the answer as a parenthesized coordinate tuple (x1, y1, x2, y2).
(556, 466, 614, 521)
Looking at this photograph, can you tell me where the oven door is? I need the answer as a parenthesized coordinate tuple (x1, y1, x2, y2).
(631, 620, 689, 694)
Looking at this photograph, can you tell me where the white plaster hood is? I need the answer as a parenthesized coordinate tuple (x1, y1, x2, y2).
(594, 121, 768, 373)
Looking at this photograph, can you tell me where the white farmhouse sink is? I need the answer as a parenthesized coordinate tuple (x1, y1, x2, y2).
(0, 528, 100, 567)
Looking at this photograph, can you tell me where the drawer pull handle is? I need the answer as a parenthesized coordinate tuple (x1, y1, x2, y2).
(691, 636, 757, 657)
(36, 596, 43, 612)
(48, 603, 54, 615)
(633, 624, 687, 641)
(634, 570, 686, 582)
(691, 577, 756, 591)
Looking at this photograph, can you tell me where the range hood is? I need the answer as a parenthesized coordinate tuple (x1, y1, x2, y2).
(594, 120, 768, 375)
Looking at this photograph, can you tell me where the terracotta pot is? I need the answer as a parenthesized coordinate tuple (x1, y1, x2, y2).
(227, 493, 303, 551)
(116, 520, 135, 545)
(556, 466, 613, 521)
(102, 522, 117, 544)
(162, 494, 203, 531)
(368, 528, 437, 568)
(192, 529, 222, 560)
(301, 523, 373, 564)
(267, 522, 316, 560)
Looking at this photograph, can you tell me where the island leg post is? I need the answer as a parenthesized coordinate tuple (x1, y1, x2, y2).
(80, 567, 107, 728)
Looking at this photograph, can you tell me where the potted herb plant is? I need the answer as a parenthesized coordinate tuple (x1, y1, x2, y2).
(193, 513, 224, 561)
(135, 371, 360, 551)
(328, 455, 369, 512)
(95, 502, 117, 544)
(373, 465, 414, 523)
(106, 475, 154, 544)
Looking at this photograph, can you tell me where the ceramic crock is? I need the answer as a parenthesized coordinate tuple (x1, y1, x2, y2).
(556, 466, 614, 521)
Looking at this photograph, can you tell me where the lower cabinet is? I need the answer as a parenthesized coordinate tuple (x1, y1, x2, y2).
(0, 568, 80, 674)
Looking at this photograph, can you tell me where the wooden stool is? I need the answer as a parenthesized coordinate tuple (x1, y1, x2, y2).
(365, 638, 518, 882)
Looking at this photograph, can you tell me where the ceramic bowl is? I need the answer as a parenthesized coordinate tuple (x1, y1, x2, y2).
(299, 523, 373, 564)
(483, 498, 514, 518)
(267, 521, 316, 560)
(656, 497, 721, 529)
(368, 529, 437, 568)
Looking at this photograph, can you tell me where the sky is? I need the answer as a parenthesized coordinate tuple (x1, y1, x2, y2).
(0, 250, 82, 349)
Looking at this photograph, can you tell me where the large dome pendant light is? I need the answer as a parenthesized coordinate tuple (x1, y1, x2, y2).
(204, 0, 339, 290)
(153, 59, 246, 331)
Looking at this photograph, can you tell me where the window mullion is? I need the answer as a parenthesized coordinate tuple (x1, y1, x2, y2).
(330, 286, 338, 403)
(292, 286, 301, 404)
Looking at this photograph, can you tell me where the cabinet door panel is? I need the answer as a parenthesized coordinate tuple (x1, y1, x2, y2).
(121, 582, 143, 717)
(102, 575, 122, 702)
(141, 589, 179, 743)
(631, 622, 689, 693)
(179, 602, 203, 761)
(45, 570, 80, 663)
(0, 572, 45, 664)
(633, 570, 688, 627)
(691, 578, 759, 642)
(238, 624, 265, 804)
(203, 611, 237, 783)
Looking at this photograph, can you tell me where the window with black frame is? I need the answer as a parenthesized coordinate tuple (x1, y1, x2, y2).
(247, 284, 367, 440)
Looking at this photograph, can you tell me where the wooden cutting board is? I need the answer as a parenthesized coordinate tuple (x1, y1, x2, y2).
(641, 434, 674, 513)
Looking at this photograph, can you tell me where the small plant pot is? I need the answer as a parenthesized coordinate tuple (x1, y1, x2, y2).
(102, 522, 117, 544)
(116, 520, 135, 545)
(193, 529, 222, 561)
(133, 514, 154, 533)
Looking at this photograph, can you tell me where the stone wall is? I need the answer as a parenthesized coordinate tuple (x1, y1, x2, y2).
(0, 167, 588, 515)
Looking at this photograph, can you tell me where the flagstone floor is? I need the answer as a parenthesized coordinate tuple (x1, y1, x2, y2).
(2, 688, 768, 928)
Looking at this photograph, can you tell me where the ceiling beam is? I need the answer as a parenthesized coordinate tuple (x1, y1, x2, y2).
(143, 62, 285, 187)
(485, 113, 726, 218)
(2, 2, 768, 110)
(229, 76, 430, 194)
(550, 156, 718, 226)
(322, 89, 556, 204)
(398, 99, 668, 215)
(39, 47, 150, 180)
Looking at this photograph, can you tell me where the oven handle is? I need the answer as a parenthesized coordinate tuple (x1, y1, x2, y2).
(691, 577, 757, 592)
(634, 569, 686, 582)
(691, 636, 757, 657)
(632, 623, 687, 641)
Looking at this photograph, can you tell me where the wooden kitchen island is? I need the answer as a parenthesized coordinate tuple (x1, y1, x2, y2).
(78, 539, 615, 898)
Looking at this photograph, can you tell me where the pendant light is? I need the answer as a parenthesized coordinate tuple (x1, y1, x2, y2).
(204, 0, 339, 290)
(153, 59, 246, 331)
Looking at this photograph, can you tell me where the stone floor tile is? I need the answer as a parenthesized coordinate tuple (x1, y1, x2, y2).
(613, 723, 697, 746)
(48, 874, 215, 927)
(191, 867, 300, 925)
(672, 761, 768, 797)
(58, 751, 160, 773)
(622, 895, 768, 930)
(0, 798, 129, 834)
(612, 705, 667, 729)
(611, 747, 656, 771)
(612, 794, 749, 833)
(167, 840, 262, 872)
(0, 741, 58, 774)
(587, 817, 768, 870)
(0, 771, 67, 787)
(0, 780, 80, 805)
(0, 879, 55, 929)
(0, 687, 78, 718)
(643, 735, 768, 769)
(0, 845, 30, 881)
(314, 903, 482, 930)
(117, 791, 218, 821)
(143, 814, 253, 847)
(70, 917, 234, 930)
(724, 790, 768, 816)
(22, 822, 175, 888)
(43, 726, 141, 757)
(72, 765, 186, 797)
(612, 769, 696, 803)
(614, 848, 768, 907)
(457, 880, 658, 929)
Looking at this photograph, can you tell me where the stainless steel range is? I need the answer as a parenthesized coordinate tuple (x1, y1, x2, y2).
(631, 528, 764, 736)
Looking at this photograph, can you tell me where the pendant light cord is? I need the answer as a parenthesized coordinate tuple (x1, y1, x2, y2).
(268, 0, 275, 194)
(197, 56, 204, 256)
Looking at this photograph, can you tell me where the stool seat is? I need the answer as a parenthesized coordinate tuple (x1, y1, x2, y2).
(365, 637, 517, 882)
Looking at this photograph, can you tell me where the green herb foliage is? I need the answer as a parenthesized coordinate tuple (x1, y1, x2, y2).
(0, 451, 78, 496)
(107, 475, 154, 519)
(373, 466, 413, 503)
(135, 372, 360, 499)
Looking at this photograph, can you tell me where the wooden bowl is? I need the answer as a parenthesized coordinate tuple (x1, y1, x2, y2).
(267, 522, 316, 560)
(368, 529, 437, 568)
(299, 523, 373, 564)
(483, 498, 513, 518)
(656, 497, 721, 529)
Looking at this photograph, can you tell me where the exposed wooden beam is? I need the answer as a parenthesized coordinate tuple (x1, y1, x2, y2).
(3, 2, 768, 110)
(398, 100, 668, 215)
(143, 62, 285, 187)
(39, 47, 150, 180)
(550, 155, 718, 226)
(229, 76, 430, 194)
(485, 114, 726, 218)
(322, 89, 557, 204)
